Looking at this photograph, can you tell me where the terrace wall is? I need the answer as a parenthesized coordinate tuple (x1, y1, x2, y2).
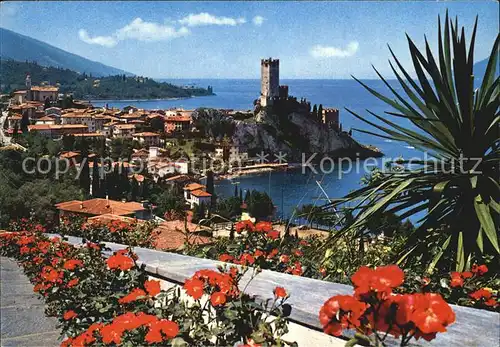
(49, 234, 500, 347)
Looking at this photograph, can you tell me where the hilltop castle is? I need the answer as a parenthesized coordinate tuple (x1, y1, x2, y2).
(259, 58, 288, 107)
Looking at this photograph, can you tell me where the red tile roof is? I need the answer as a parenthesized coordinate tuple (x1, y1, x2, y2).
(165, 116, 191, 122)
(154, 221, 212, 250)
(133, 132, 160, 137)
(31, 86, 59, 92)
(55, 198, 146, 216)
(37, 116, 55, 121)
(191, 189, 212, 197)
(165, 174, 191, 182)
(184, 183, 206, 191)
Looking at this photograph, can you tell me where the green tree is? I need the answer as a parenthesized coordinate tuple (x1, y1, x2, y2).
(91, 157, 101, 198)
(130, 176, 139, 201)
(12, 122, 19, 138)
(20, 112, 29, 133)
(62, 135, 75, 151)
(206, 170, 215, 206)
(77, 138, 90, 195)
(312, 104, 318, 120)
(318, 104, 323, 123)
(324, 13, 500, 272)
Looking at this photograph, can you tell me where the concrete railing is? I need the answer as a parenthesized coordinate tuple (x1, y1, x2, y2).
(50, 234, 500, 347)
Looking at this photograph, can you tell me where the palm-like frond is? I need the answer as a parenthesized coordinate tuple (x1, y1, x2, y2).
(323, 12, 499, 272)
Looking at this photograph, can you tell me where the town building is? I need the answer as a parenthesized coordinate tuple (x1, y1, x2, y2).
(133, 132, 160, 147)
(56, 198, 153, 220)
(31, 86, 59, 102)
(27, 124, 88, 138)
(183, 183, 211, 208)
(113, 124, 136, 138)
(35, 116, 56, 125)
(164, 115, 192, 134)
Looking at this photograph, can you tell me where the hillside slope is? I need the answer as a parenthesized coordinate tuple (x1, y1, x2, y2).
(0, 28, 131, 77)
(0, 59, 214, 100)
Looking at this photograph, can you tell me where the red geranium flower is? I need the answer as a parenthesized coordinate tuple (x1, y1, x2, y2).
(63, 259, 83, 270)
(254, 249, 265, 258)
(266, 230, 280, 239)
(67, 278, 79, 288)
(255, 221, 273, 233)
(107, 253, 134, 271)
(279, 254, 290, 263)
(145, 319, 179, 343)
(219, 254, 234, 262)
(450, 272, 464, 288)
(210, 291, 227, 306)
(144, 280, 161, 296)
(471, 264, 488, 276)
(184, 278, 204, 299)
(267, 249, 279, 258)
(100, 323, 123, 345)
(410, 293, 455, 334)
(274, 286, 287, 298)
(63, 310, 77, 320)
(119, 288, 147, 304)
(469, 288, 493, 301)
(319, 295, 367, 336)
(239, 253, 255, 265)
(351, 265, 404, 299)
(461, 271, 473, 279)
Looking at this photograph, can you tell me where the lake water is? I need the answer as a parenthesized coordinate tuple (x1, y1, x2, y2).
(92, 79, 423, 220)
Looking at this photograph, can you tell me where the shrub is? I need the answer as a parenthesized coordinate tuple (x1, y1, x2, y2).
(55, 214, 159, 248)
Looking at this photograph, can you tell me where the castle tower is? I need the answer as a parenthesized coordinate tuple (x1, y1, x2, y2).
(25, 74, 32, 101)
(260, 58, 279, 107)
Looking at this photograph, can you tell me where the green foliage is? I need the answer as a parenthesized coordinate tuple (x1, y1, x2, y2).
(244, 190, 274, 220)
(215, 196, 242, 220)
(325, 13, 500, 272)
(1, 58, 213, 99)
(0, 147, 82, 228)
(192, 108, 235, 140)
(109, 138, 140, 160)
(56, 215, 159, 248)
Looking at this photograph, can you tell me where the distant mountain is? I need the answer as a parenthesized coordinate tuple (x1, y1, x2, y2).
(473, 57, 498, 82)
(0, 27, 132, 77)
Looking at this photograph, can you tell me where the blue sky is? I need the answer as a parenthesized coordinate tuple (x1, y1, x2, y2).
(1, 1, 498, 79)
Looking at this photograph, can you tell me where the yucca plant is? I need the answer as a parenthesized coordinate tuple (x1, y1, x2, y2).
(323, 12, 499, 272)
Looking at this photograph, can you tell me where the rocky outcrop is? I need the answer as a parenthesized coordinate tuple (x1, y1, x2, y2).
(232, 107, 381, 160)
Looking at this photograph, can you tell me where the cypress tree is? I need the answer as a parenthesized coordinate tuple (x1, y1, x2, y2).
(91, 156, 101, 197)
(318, 104, 323, 123)
(78, 138, 90, 195)
(312, 104, 317, 120)
(120, 163, 130, 199)
(234, 184, 238, 197)
(206, 170, 215, 206)
(239, 188, 243, 202)
(130, 176, 139, 201)
(12, 122, 19, 138)
(20, 112, 30, 133)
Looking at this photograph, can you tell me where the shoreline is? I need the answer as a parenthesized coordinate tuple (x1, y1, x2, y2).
(88, 94, 216, 103)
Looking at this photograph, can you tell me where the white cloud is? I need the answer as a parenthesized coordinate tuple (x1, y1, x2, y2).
(310, 41, 359, 58)
(252, 16, 265, 26)
(116, 18, 189, 42)
(179, 12, 246, 27)
(78, 29, 117, 47)
(79, 18, 189, 47)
